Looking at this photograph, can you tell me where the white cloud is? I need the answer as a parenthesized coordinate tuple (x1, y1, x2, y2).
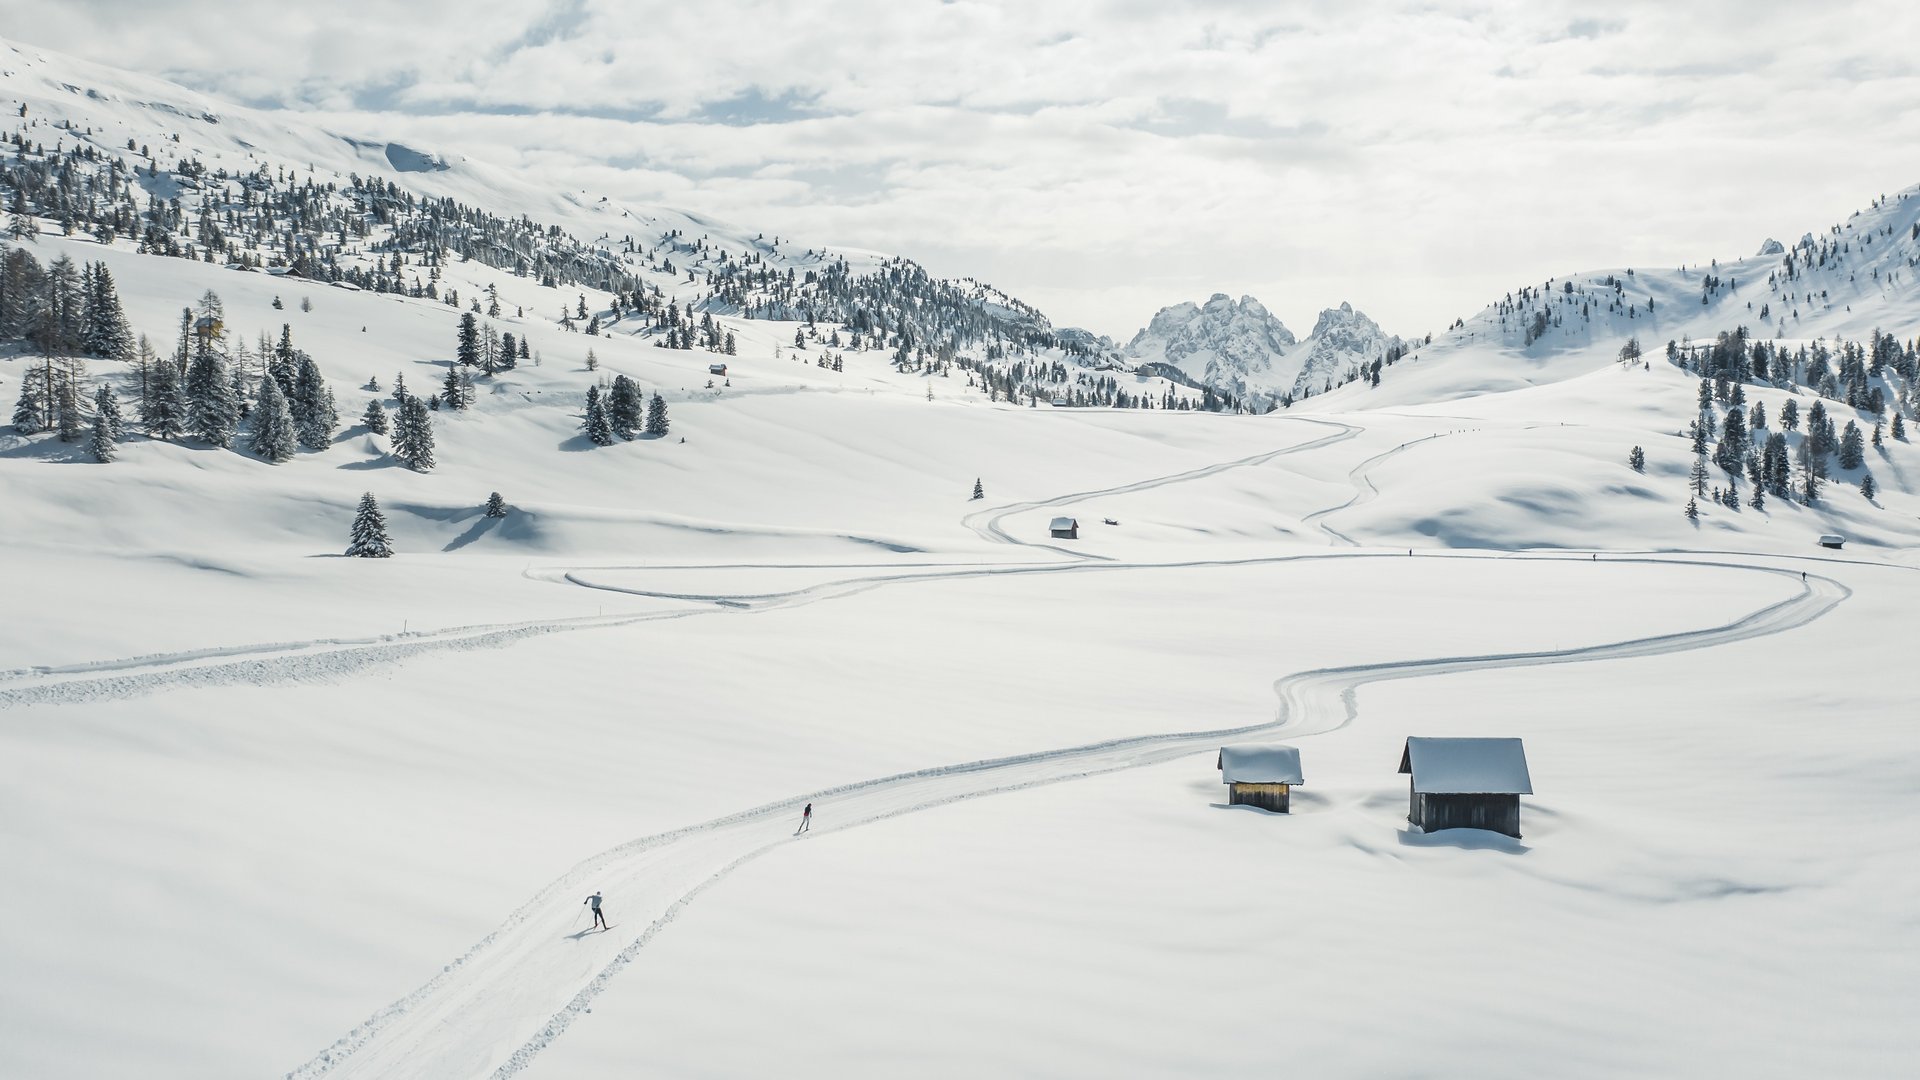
(7, 0, 1920, 338)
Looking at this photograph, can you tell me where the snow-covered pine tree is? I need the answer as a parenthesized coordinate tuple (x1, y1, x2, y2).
(89, 410, 115, 463)
(645, 391, 669, 437)
(11, 364, 49, 433)
(440, 362, 470, 409)
(972, 477, 985, 499)
(185, 341, 239, 447)
(362, 399, 389, 435)
(607, 374, 641, 439)
(1685, 495, 1699, 520)
(1838, 421, 1865, 469)
(93, 383, 123, 440)
(249, 375, 297, 463)
(392, 394, 436, 471)
(456, 312, 480, 368)
(144, 352, 187, 440)
(1894, 414, 1908, 441)
(81, 263, 133, 359)
(345, 492, 393, 557)
(585, 348, 598, 372)
(484, 491, 507, 518)
(1861, 472, 1876, 500)
(1628, 446, 1644, 472)
(52, 368, 83, 443)
(292, 355, 338, 450)
(583, 384, 615, 445)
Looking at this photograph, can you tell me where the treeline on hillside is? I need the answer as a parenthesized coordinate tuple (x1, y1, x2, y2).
(1634, 326, 1914, 513)
(2, 119, 1089, 381)
(1, 258, 385, 468)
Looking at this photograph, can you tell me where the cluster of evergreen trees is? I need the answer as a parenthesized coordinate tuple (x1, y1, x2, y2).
(581, 373, 668, 445)
(1662, 323, 1908, 513)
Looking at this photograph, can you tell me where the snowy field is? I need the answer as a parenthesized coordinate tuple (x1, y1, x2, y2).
(4, 36, 1920, 1080)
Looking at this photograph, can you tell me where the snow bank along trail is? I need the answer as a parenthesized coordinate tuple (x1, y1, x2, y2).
(287, 556, 1842, 1080)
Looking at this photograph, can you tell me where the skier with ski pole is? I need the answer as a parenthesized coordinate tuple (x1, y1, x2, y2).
(798, 802, 812, 833)
(584, 890, 608, 931)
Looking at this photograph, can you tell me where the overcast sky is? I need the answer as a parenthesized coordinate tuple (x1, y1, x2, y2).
(11, 0, 1920, 340)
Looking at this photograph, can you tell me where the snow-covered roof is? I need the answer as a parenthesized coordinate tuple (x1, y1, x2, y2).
(1398, 737, 1532, 794)
(1218, 744, 1303, 785)
(1049, 517, 1077, 530)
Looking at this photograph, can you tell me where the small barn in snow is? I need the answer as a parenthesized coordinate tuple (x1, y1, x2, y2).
(1049, 516, 1078, 539)
(1818, 534, 1845, 549)
(709, 363, 728, 376)
(1398, 737, 1532, 839)
(1218, 744, 1303, 813)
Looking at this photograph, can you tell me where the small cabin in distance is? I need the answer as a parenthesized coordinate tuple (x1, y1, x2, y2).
(709, 363, 728, 376)
(1218, 744, 1303, 812)
(1818, 534, 1845, 550)
(1049, 516, 1078, 539)
(1398, 737, 1532, 839)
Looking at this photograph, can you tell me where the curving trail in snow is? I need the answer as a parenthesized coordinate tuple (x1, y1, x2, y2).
(285, 554, 1844, 1080)
(960, 416, 1358, 556)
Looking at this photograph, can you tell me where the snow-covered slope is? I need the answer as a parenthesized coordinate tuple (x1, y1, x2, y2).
(3, 35, 1920, 1080)
(1124, 293, 1402, 405)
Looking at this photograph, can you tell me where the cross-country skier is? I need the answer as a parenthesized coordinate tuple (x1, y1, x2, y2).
(798, 803, 813, 833)
(584, 891, 607, 930)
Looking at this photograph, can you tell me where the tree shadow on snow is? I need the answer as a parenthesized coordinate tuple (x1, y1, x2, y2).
(337, 455, 401, 471)
(443, 515, 501, 552)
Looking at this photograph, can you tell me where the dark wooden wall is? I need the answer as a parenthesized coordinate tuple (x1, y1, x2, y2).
(1409, 791, 1520, 838)
(1230, 782, 1290, 813)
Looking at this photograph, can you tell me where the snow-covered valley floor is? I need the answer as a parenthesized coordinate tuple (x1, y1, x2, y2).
(4, 383, 1915, 1076)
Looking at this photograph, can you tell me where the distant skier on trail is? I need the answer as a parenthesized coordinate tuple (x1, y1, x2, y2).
(798, 803, 812, 833)
(584, 890, 608, 930)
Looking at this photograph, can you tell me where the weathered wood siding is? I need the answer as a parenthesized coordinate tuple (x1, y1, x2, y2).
(1229, 782, 1290, 813)
(1408, 790, 1521, 838)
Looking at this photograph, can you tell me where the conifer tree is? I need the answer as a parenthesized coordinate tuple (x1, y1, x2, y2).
(391, 394, 436, 471)
(645, 391, 669, 437)
(582, 384, 615, 445)
(52, 372, 82, 442)
(93, 383, 123, 440)
(484, 491, 507, 518)
(292, 355, 338, 450)
(185, 339, 238, 447)
(607, 374, 641, 439)
(1894, 414, 1908, 441)
(456, 312, 480, 367)
(362, 398, 389, 435)
(89, 410, 116, 463)
(1688, 456, 1710, 496)
(440, 362, 471, 409)
(1838, 421, 1865, 470)
(1861, 471, 1877, 501)
(249, 375, 297, 463)
(1628, 446, 1644, 472)
(345, 492, 393, 557)
(1685, 495, 1699, 521)
(11, 364, 49, 433)
(81, 263, 134, 359)
(972, 477, 985, 499)
(144, 352, 187, 440)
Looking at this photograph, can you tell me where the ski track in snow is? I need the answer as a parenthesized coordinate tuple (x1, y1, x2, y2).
(282, 553, 1847, 1080)
(270, 417, 1865, 1080)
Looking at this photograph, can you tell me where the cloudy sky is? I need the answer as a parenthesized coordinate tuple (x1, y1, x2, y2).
(12, 0, 1920, 340)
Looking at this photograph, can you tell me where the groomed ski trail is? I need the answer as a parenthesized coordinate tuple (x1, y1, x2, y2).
(287, 557, 1845, 1080)
(961, 417, 1358, 556)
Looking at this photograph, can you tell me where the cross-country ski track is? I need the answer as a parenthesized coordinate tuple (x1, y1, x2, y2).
(0, 417, 1870, 1079)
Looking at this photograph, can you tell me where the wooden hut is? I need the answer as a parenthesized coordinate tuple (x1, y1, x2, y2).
(709, 363, 728, 376)
(1397, 737, 1532, 839)
(1049, 516, 1079, 539)
(1818, 534, 1845, 549)
(1217, 744, 1303, 812)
